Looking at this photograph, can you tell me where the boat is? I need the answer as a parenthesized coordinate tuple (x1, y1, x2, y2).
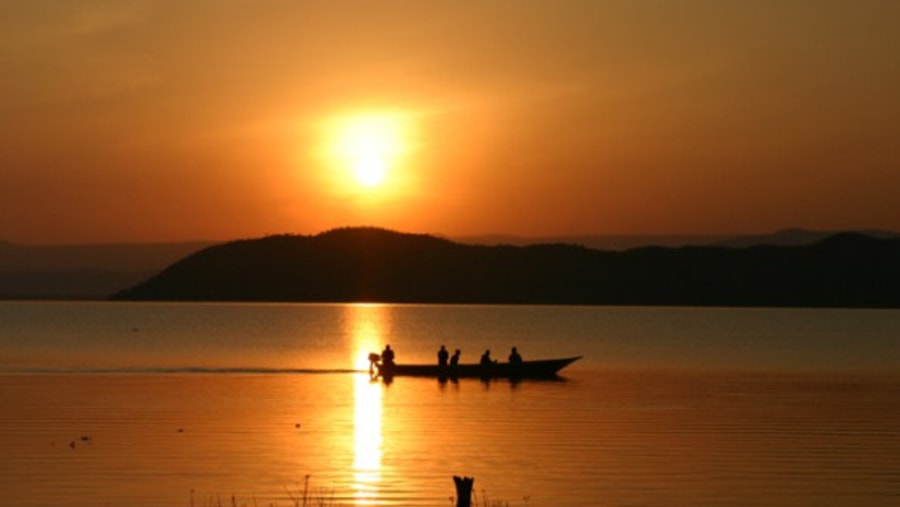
(373, 356, 582, 380)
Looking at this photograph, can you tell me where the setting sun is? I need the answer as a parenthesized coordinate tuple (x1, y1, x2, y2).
(331, 114, 407, 189)
(354, 157, 386, 187)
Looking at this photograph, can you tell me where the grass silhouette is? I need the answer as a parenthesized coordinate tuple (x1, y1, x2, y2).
(188, 474, 525, 507)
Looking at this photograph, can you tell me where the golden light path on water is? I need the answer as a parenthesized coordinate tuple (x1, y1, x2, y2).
(353, 374, 383, 504)
(347, 304, 386, 505)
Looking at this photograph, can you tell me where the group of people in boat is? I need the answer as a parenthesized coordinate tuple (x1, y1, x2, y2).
(436, 345, 462, 367)
(369, 344, 523, 377)
(378, 344, 523, 368)
(454, 345, 522, 366)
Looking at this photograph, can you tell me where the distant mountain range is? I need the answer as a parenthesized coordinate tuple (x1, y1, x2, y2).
(455, 228, 900, 250)
(110, 227, 900, 308)
(0, 240, 216, 299)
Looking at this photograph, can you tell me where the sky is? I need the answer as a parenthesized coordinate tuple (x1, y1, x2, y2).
(2, 1, 899, 244)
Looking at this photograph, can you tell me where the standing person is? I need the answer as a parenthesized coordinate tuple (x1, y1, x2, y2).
(509, 346, 522, 364)
(437, 345, 449, 366)
(450, 349, 461, 367)
(381, 344, 395, 367)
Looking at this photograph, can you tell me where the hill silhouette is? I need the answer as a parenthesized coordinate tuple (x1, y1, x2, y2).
(111, 227, 900, 308)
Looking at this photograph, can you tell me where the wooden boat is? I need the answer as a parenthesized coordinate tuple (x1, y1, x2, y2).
(374, 356, 582, 379)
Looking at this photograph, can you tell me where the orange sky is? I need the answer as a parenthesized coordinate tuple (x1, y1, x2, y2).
(2, 1, 899, 244)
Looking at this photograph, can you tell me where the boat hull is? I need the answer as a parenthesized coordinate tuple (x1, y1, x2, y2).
(376, 356, 581, 379)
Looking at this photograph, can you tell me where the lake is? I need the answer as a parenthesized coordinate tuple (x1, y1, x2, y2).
(1, 302, 899, 506)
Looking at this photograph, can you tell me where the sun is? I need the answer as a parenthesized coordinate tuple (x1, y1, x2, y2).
(331, 114, 405, 189)
(314, 110, 418, 199)
(354, 156, 386, 188)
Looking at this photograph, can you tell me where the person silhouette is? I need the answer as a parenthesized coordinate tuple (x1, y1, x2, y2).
(437, 345, 449, 366)
(480, 349, 495, 365)
(450, 349, 461, 367)
(509, 346, 522, 364)
(368, 352, 381, 376)
(381, 344, 395, 367)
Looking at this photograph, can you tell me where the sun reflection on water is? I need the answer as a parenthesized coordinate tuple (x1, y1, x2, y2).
(348, 304, 386, 371)
(353, 375, 383, 504)
(345, 304, 387, 505)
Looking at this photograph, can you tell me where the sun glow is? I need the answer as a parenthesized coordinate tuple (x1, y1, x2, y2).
(331, 114, 407, 190)
(354, 156, 386, 188)
(336, 115, 403, 188)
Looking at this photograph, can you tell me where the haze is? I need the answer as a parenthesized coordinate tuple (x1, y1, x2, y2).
(2, 1, 899, 244)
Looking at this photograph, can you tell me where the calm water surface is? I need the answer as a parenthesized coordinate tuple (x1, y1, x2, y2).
(1, 302, 899, 506)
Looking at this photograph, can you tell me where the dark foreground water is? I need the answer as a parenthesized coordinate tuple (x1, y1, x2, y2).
(1, 302, 899, 506)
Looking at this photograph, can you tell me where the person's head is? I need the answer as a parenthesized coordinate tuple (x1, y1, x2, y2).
(440, 345, 446, 350)
(386, 345, 391, 350)
(485, 349, 490, 354)
(454, 349, 460, 354)
(512, 347, 518, 353)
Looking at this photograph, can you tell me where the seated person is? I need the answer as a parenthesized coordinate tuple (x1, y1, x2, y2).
(381, 345, 395, 366)
(509, 347, 522, 364)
